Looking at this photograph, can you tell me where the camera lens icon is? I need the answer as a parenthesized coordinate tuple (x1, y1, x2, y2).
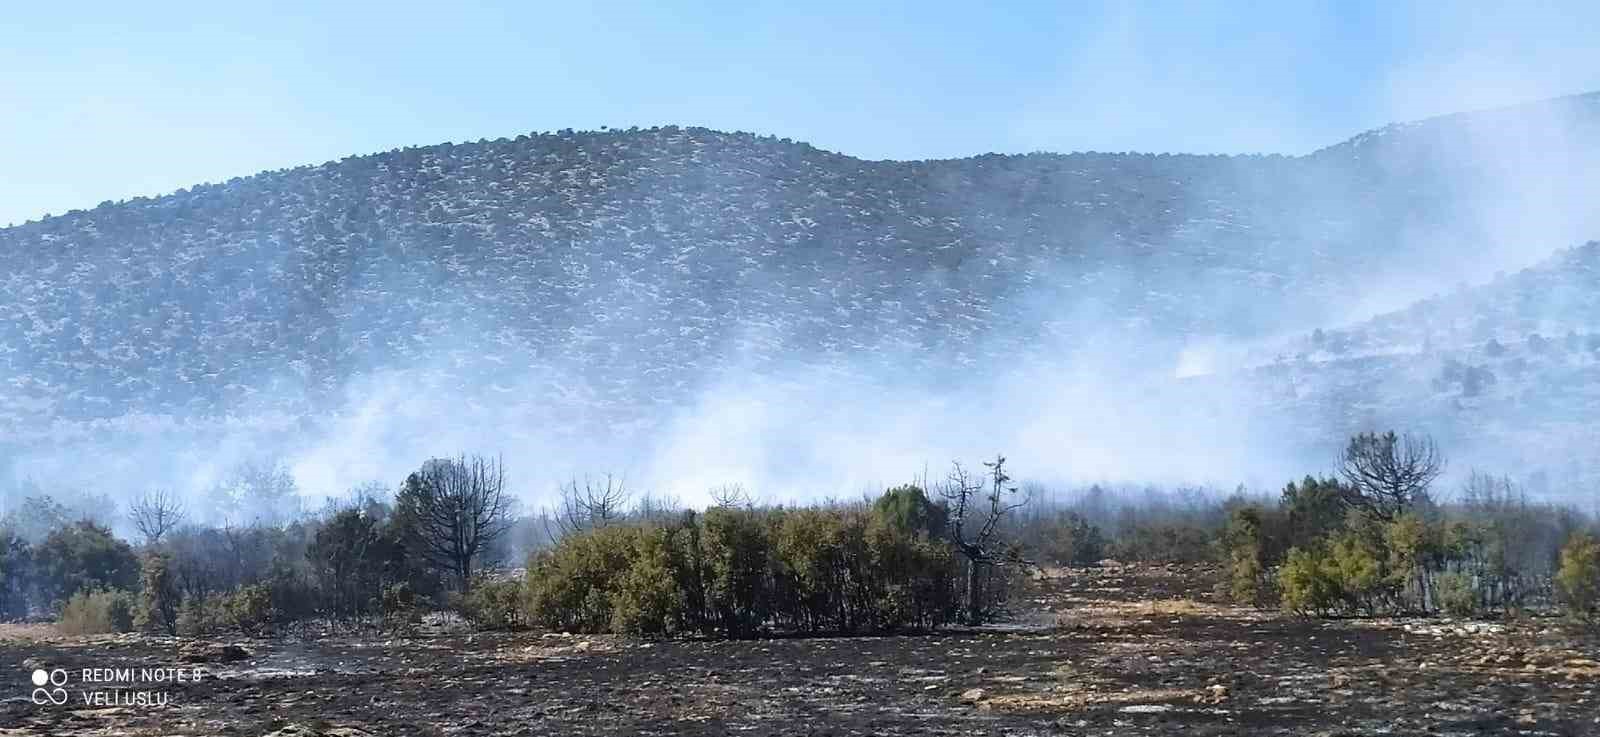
(29, 669, 68, 705)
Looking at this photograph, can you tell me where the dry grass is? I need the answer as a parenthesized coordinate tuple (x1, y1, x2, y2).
(980, 686, 1209, 713)
(0, 622, 61, 642)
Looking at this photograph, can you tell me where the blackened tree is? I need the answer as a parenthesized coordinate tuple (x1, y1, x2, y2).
(395, 455, 513, 593)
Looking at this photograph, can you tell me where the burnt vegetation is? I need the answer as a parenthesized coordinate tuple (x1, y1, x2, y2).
(1, 433, 1596, 643)
(1, 439, 1598, 737)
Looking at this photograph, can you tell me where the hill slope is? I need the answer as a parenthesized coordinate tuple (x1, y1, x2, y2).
(3, 94, 1599, 496)
(1229, 241, 1600, 498)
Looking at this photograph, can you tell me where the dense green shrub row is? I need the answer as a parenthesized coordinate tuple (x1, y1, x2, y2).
(10, 435, 1597, 640)
(520, 491, 963, 637)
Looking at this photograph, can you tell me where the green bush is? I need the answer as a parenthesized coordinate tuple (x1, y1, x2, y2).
(1279, 476, 1349, 543)
(866, 515, 958, 630)
(0, 529, 34, 620)
(1221, 507, 1269, 606)
(177, 592, 231, 636)
(225, 584, 274, 634)
(57, 588, 135, 635)
(520, 492, 976, 637)
(773, 508, 851, 631)
(701, 507, 773, 638)
(872, 485, 948, 538)
(36, 521, 139, 607)
(1436, 571, 1480, 617)
(263, 570, 319, 624)
(1325, 527, 1384, 614)
(1555, 533, 1600, 622)
(1278, 546, 1340, 616)
(524, 525, 640, 632)
(457, 577, 526, 630)
(610, 529, 687, 635)
(1381, 513, 1433, 612)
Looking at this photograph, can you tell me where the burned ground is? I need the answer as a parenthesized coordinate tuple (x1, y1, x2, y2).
(2, 564, 1596, 736)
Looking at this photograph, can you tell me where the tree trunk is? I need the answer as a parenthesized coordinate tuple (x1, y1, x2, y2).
(965, 559, 982, 625)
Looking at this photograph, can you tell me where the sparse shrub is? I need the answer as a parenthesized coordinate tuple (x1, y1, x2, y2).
(57, 588, 135, 635)
(457, 576, 526, 630)
(1111, 522, 1214, 564)
(225, 584, 274, 634)
(1436, 571, 1480, 617)
(1038, 511, 1106, 569)
(382, 581, 418, 613)
(1555, 533, 1600, 622)
(380, 582, 421, 633)
(176, 593, 230, 636)
(1221, 507, 1269, 606)
(135, 553, 181, 634)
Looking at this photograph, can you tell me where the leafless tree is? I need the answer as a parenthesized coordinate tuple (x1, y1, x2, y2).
(632, 490, 684, 523)
(939, 455, 1031, 624)
(709, 483, 752, 509)
(1336, 431, 1444, 520)
(545, 473, 630, 542)
(129, 489, 186, 546)
(396, 455, 514, 592)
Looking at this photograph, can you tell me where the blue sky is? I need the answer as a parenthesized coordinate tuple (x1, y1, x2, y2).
(4, 1, 1599, 226)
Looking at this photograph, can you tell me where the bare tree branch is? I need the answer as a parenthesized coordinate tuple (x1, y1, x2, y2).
(938, 455, 1032, 624)
(549, 473, 630, 537)
(1337, 431, 1444, 520)
(397, 454, 514, 592)
(709, 483, 752, 510)
(129, 489, 186, 546)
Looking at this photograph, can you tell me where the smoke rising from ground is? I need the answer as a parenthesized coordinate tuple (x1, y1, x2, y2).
(4, 88, 1600, 524)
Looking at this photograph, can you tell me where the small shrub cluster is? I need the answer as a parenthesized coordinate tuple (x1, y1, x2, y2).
(1109, 522, 1214, 564)
(176, 593, 229, 636)
(57, 588, 135, 635)
(1211, 462, 1599, 620)
(1029, 511, 1106, 569)
(172, 586, 270, 636)
(135, 552, 180, 634)
(457, 576, 527, 630)
(1556, 533, 1599, 623)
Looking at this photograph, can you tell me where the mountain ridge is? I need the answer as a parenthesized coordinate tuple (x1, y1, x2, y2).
(4, 93, 1600, 497)
(22, 88, 1599, 229)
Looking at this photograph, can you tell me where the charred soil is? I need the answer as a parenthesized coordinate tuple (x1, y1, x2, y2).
(3, 564, 1597, 736)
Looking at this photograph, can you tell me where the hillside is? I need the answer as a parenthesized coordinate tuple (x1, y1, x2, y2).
(3, 94, 1600, 495)
(1219, 241, 1600, 498)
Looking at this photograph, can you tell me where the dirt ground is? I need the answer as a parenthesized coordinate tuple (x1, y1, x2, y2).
(3, 564, 1597, 736)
